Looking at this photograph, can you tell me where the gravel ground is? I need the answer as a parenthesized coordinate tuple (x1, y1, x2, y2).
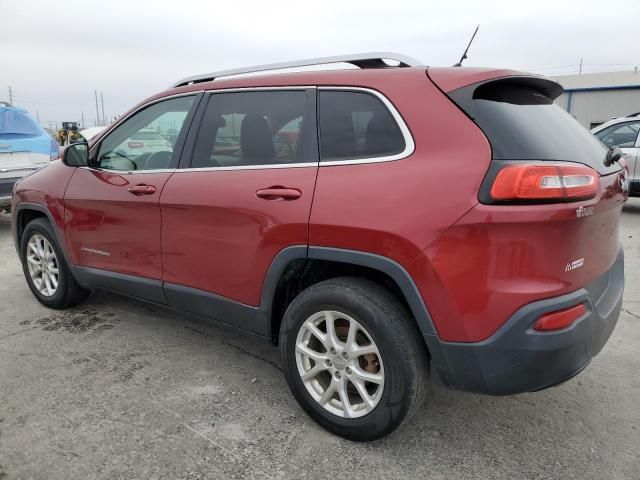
(0, 201, 639, 480)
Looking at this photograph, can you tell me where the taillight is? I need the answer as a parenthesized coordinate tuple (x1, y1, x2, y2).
(128, 141, 144, 149)
(533, 304, 587, 332)
(490, 163, 599, 202)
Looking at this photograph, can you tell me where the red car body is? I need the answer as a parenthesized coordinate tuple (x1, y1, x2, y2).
(12, 65, 626, 395)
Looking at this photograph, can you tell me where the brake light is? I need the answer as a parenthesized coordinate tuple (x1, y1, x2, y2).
(533, 304, 587, 331)
(490, 163, 599, 202)
(128, 141, 144, 148)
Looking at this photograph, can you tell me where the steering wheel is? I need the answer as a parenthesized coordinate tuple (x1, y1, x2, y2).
(103, 150, 137, 170)
(143, 151, 173, 170)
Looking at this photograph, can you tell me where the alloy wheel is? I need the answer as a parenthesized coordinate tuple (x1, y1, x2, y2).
(295, 310, 385, 418)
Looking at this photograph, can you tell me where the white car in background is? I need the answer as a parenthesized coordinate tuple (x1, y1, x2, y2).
(592, 114, 640, 196)
(117, 129, 173, 157)
(79, 126, 106, 142)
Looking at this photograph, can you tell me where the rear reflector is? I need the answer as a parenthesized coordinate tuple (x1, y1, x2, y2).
(533, 304, 587, 331)
(491, 163, 599, 202)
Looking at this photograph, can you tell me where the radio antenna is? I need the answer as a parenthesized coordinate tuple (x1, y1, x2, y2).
(453, 25, 479, 67)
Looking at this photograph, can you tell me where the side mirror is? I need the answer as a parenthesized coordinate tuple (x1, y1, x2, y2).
(62, 142, 89, 167)
(604, 146, 623, 167)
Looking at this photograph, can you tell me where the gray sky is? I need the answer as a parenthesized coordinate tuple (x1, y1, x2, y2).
(2, 0, 639, 129)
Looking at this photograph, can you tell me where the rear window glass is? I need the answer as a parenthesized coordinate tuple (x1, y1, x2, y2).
(0, 109, 41, 136)
(318, 91, 405, 161)
(454, 81, 612, 173)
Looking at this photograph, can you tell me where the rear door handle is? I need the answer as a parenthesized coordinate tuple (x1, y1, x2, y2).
(256, 187, 302, 201)
(128, 184, 157, 195)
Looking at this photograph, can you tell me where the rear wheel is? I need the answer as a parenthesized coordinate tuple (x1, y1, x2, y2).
(20, 218, 89, 309)
(279, 277, 428, 441)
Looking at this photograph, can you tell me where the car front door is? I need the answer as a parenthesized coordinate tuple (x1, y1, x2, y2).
(64, 94, 199, 299)
(159, 89, 318, 331)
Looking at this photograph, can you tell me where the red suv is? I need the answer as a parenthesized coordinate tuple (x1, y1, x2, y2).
(11, 53, 627, 441)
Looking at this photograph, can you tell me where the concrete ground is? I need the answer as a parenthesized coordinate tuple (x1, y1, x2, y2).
(1, 202, 639, 480)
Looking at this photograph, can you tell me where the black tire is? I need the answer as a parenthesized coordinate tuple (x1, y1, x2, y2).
(279, 277, 429, 441)
(20, 218, 89, 309)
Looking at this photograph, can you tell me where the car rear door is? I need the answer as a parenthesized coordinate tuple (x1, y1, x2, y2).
(63, 94, 200, 301)
(159, 88, 318, 331)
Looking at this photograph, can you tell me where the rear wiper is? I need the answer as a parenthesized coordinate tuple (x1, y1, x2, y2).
(604, 146, 622, 167)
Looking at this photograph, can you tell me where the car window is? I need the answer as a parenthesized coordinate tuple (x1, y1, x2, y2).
(595, 122, 640, 148)
(97, 96, 195, 171)
(318, 90, 405, 161)
(190, 91, 307, 168)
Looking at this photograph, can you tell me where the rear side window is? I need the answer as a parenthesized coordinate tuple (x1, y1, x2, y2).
(595, 121, 640, 148)
(448, 79, 615, 174)
(190, 91, 309, 168)
(318, 90, 405, 161)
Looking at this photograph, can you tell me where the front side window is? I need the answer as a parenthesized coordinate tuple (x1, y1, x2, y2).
(318, 90, 405, 161)
(97, 96, 195, 171)
(595, 121, 640, 148)
(190, 91, 308, 168)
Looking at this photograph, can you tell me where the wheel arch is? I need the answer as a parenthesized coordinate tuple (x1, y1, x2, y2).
(263, 246, 438, 344)
(13, 203, 73, 267)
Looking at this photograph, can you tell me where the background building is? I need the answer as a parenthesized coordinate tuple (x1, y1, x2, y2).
(553, 70, 640, 129)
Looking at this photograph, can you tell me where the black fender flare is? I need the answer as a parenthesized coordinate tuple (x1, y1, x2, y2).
(13, 202, 74, 268)
(260, 245, 438, 337)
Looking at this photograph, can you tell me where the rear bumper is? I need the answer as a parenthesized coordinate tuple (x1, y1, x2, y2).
(426, 247, 624, 395)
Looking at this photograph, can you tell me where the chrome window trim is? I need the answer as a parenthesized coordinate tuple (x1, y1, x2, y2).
(90, 86, 414, 174)
(78, 166, 176, 175)
(317, 86, 415, 167)
(174, 86, 414, 172)
(173, 162, 317, 173)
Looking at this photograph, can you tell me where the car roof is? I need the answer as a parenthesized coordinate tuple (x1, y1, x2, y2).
(592, 116, 640, 132)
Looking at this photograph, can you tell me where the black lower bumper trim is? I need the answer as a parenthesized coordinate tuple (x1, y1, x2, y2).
(426, 247, 624, 395)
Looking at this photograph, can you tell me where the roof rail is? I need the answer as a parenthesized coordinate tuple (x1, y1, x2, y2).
(171, 52, 423, 88)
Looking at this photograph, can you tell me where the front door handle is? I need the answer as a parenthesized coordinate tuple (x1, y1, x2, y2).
(256, 187, 302, 201)
(128, 184, 157, 195)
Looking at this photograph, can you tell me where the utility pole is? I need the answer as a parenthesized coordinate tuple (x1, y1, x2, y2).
(101, 91, 106, 125)
(94, 90, 100, 126)
(8, 86, 14, 104)
(37, 110, 40, 123)
(578, 58, 583, 75)
(81, 111, 85, 129)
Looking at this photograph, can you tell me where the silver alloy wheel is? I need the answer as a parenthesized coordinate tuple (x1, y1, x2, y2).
(26, 234, 59, 297)
(295, 310, 385, 418)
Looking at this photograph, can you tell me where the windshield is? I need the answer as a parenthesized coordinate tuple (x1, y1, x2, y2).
(0, 108, 42, 136)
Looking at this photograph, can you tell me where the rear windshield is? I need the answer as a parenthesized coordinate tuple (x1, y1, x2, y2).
(0, 108, 41, 136)
(449, 80, 616, 174)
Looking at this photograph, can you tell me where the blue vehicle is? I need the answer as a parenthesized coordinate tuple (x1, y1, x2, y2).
(0, 101, 59, 208)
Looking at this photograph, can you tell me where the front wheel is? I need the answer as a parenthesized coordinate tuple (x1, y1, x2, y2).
(20, 218, 89, 309)
(279, 277, 429, 441)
